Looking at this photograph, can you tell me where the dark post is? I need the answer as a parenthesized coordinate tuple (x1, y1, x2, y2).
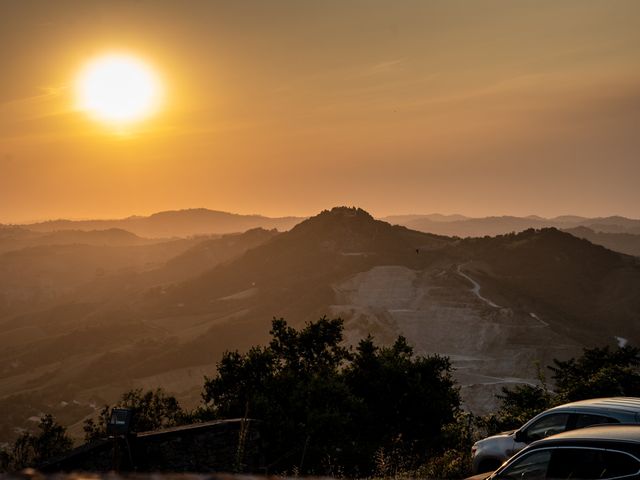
(107, 408, 134, 471)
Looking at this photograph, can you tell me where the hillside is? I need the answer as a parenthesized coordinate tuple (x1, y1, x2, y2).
(0, 207, 639, 442)
(0, 237, 205, 315)
(385, 213, 640, 238)
(156, 228, 280, 282)
(19, 209, 304, 238)
(0, 227, 160, 254)
(564, 226, 640, 257)
(451, 229, 640, 343)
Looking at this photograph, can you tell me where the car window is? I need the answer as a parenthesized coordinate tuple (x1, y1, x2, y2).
(574, 414, 619, 429)
(547, 448, 606, 478)
(523, 413, 570, 442)
(496, 450, 551, 480)
(602, 450, 640, 478)
(546, 447, 640, 479)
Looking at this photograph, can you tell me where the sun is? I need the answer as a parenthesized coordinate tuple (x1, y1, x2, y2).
(75, 54, 163, 125)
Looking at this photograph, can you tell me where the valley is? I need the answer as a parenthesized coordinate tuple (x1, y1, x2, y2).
(0, 207, 639, 443)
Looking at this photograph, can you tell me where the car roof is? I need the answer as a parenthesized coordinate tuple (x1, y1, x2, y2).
(547, 397, 640, 414)
(535, 424, 640, 443)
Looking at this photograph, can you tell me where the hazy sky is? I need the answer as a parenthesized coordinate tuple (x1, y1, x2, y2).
(1, 0, 639, 222)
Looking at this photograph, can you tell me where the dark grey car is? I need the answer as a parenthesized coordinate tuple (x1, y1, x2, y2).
(483, 424, 640, 479)
(471, 397, 640, 474)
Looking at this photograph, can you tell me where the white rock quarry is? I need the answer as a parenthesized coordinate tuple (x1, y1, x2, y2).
(331, 263, 583, 414)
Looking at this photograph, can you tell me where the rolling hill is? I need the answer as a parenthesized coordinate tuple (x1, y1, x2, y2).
(564, 226, 640, 257)
(384, 213, 640, 238)
(17, 209, 304, 238)
(0, 227, 162, 254)
(1, 207, 639, 442)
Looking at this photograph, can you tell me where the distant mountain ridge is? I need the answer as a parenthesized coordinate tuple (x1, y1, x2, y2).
(0, 227, 168, 256)
(383, 213, 640, 238)
(8, 209, 640, 240)
(13, 208, 305, 238)
(564, 226, 640, 257)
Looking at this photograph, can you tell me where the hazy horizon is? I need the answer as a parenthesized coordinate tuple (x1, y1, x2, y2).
(3, 205, 640, 226)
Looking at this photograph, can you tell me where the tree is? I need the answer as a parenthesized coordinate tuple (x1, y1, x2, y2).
(480, 384, 554, 435)
(483, 345, 640, 435)
(204, 317, 356, 473)
(203, 316, 461, 475)
(550, 345, 640, 401)
(345, 335, 460, 469)
(0, 414, 73, 471)
(83, 388, 185, 441)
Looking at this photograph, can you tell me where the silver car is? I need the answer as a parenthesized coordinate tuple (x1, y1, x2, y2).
(471, 397, 640, 474)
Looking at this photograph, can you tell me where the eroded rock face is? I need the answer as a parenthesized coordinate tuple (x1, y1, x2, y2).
(331, 264, 583, 415)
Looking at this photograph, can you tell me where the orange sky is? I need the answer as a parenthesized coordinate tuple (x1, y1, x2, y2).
(1, 0, 639, 223)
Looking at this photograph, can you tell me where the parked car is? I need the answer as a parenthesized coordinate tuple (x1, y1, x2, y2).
(471, 397, 640, 474)
(473, 424, 640, 480)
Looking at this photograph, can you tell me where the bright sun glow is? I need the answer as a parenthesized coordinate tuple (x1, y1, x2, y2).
(76, 54, 162, 124)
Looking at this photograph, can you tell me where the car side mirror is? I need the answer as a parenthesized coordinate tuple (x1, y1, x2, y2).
(514, 430, 526, 443)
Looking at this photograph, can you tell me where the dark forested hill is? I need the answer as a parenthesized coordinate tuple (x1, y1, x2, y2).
(385, 213, 640, 238)
(452, 228, 640, 343)
(564, 226, 640, 257)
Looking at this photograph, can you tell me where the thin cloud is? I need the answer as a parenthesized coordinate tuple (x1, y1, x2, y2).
(0, 85, 66, 109)
(366, 59, 405, 75)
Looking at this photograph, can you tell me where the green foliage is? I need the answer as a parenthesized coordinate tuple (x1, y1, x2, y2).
(419, 448, 472, 479)
(15, 327, 636, 478)
(479, 382, 554, 436)
(344, 335, 460, 465)
(0, 414, 73, 472)
(550, 345, 640, 402)
(203, 316, 461, 475)
(413, 411, 475, 479)
(481, 345, 640, 437)
(82, 409, 108, 442)
(83, 388, 186, 442)
(204, 317, 359, 473)
(367, 412, 475, 479)
(29, 414, 73, 464)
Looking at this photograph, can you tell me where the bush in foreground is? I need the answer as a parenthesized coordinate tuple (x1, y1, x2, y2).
(0, 414, 72, 472)
(203, 316, 461, 475)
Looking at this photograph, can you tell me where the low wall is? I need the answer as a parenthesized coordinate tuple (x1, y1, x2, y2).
(37, 419, 262, 473)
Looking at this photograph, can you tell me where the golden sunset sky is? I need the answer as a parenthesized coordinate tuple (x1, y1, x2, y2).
(1, 0, 639, 222)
